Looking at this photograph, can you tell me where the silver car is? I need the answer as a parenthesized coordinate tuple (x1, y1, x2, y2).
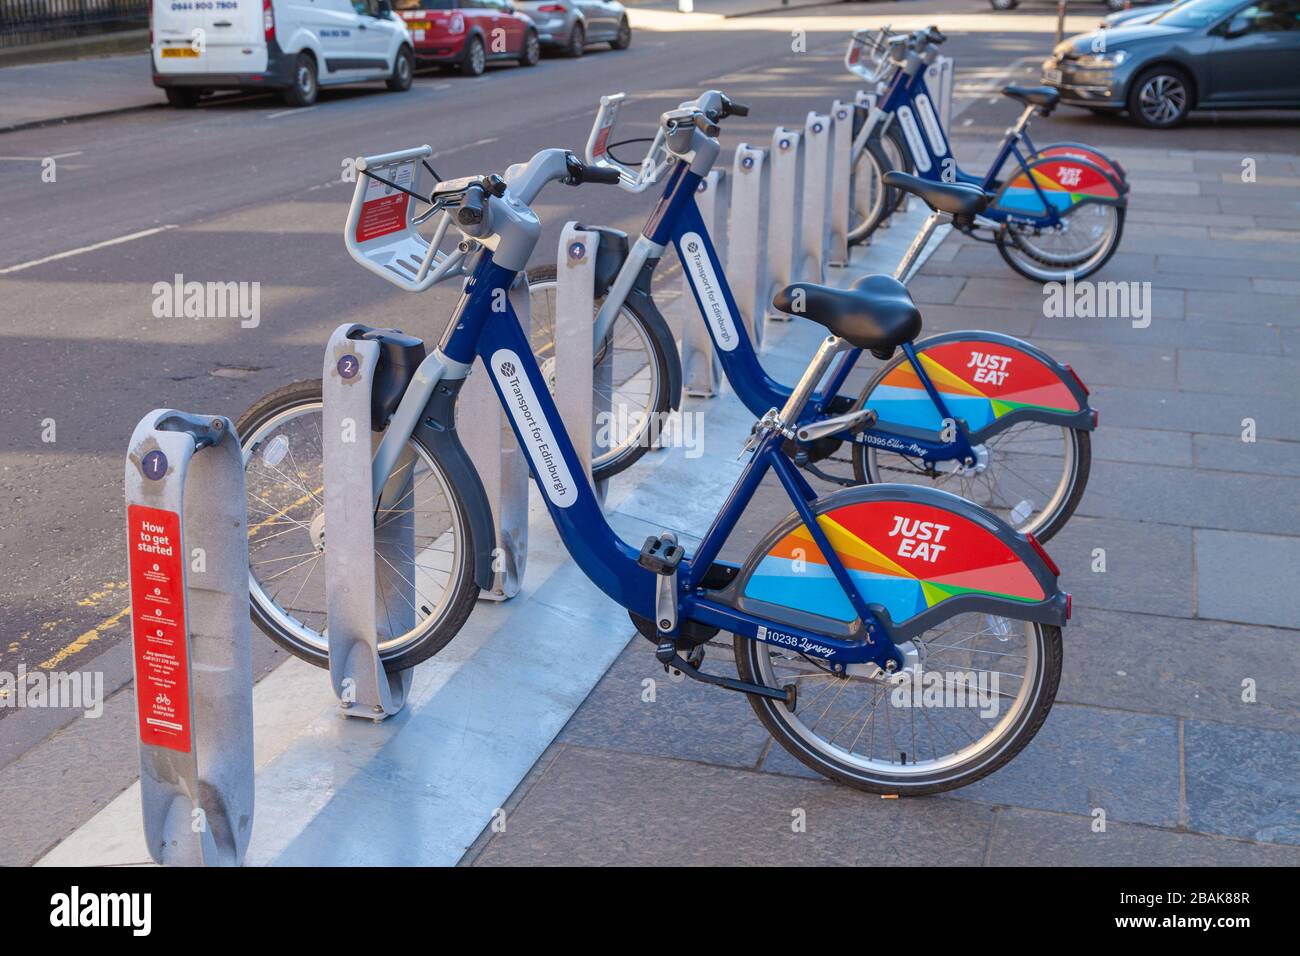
(515, 0, 631, 56)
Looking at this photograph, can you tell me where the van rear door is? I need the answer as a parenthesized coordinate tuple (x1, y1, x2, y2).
(153, 0, 267, 75)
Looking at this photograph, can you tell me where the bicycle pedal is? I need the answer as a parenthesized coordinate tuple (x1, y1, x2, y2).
(638, 534, 683, 575)
(655, 641, 677, 665)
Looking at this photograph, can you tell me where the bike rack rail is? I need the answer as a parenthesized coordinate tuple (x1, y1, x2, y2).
(125, 409, 254, 866)
(828, 100, 855, 267)
(554, 222, 610, 496)
(323, 324, 415, 719)
(800, 111, 833, 284)
(682, 169, 728, 397)
(765, 127, 805, 323)
(728, 143, 771, 351)
(463, 277, 532, 601)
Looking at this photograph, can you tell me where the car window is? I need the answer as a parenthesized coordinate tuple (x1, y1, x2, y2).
(394, 0, 457, 8)
(1154, 0, 1247, 27)
(1224, 0, 1300, 31)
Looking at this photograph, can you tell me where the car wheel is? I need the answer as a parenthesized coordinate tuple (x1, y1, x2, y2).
(519, 29, 541, 67)
(610, 16, 631, 50)
(460, 35, 486, 76)
(282, 53, 318, 107)
(990, 0, 1018, 9)
(387, 45, 414, 91)
(566, 21, 585, 57)
(1104, 0, 1125, 9)
(164, 87, 201, 108)
(1128, 65, 1191, 128)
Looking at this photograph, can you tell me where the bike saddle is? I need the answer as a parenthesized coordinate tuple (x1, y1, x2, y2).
(1002, 84, 1060, 113)
(774, 275, 921, 356)
(883, 171, 988, 218)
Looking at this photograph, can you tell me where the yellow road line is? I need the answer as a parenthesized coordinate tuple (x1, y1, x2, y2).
(37, 486, 323, 670)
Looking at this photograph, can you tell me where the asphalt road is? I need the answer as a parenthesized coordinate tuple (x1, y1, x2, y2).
(0, 0, 1296, 860)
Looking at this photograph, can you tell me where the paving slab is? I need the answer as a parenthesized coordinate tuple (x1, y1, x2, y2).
(1192, 433, 1300, 478)
(955, 704, 1182, 829)
(1057, 608, 1300, 736)
(470, 745, 997, 866)
(988, 808, 1300, 866)
(1184, 721, 1300, 846)
(1049, 516, 1193, 620)
(1194, 529, 1300, 628)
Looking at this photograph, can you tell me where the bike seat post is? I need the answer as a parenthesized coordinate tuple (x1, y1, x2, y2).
(779, 334, 847, 427)
(893, 210, 949, 283)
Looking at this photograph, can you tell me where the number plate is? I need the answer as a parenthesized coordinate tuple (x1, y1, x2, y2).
(162, 47, 200, 58)
(406, 20, 431, 28)
(1043, 68, 1062, 85)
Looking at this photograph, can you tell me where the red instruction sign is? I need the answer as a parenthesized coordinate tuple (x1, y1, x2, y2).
(355, 159, 416, 243)
(127, 505, 192, 753)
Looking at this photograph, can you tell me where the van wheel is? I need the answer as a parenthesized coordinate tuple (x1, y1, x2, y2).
(387, 45, 414, 90)
(990, 0, 1018, 8)
(519, 29, 540, 67)
(565, 22, 585, 58)
(283, 53, 318, 107)
(164, 87, 201, 108)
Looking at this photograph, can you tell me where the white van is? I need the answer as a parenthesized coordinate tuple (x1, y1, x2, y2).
(151, 0, 415, 108)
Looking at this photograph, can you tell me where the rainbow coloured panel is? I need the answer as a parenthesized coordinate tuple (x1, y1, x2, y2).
(745, 499, 1046, 626)
(870, 340, 1082, 432)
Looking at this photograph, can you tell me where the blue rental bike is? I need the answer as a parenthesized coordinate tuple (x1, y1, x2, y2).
(845, 25, 1128, 280)
(526, 92, 1096, 541)
(236, 145, 1071, 794)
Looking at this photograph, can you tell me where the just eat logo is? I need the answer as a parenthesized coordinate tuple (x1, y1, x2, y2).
(967, 351, 1011, 386)
(888, 516, 951, 563)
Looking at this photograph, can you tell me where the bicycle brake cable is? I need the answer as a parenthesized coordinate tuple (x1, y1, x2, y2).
(605, 136, 655, 167)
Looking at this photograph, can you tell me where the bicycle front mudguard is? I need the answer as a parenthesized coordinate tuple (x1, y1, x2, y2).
(990, 154, 1126, 220)
(412, 376, 497, 592)
(861, 331, 1096, 443)
(1031, 142, 1129, 193)
(726, 483, 1069, 645)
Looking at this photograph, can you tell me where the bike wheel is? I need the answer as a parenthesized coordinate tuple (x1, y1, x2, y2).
(996, 202, 1125, 282)
(852, 416, 1089, 543)
(846, 134, 898, 247)
(880, 123, 911, 215)
(735, 616, 1062, 795)
(526, 265, 672, 482)
(236, 379, 481, 672)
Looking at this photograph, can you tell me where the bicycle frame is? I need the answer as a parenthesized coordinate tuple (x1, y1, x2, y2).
(593, 157, 980, 466)
(873, 60, 1069, 228)
(374, 250, 910, 672)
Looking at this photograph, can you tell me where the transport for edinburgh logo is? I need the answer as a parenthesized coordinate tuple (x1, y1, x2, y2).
(499, 361, 516, 377)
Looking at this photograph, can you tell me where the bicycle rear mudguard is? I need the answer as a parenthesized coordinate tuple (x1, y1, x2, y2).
(862, 331, 1096, 443)
(990, 154, 1125, 220)
(725, 484, 1068, 644)
(1031, 143, 1129, 193)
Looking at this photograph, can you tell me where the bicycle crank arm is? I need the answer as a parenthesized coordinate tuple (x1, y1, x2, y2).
(796, 407, 878, 444)
(656, 646, 795, 709)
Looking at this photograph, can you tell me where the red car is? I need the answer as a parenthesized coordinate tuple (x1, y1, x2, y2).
(394, 0, 541, 75)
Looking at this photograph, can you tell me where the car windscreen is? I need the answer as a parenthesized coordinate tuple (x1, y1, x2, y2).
(1153, 0, 1245, 27)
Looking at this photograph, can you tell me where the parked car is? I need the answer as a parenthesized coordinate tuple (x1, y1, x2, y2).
(992, 0, 1132, 11)
(394, 0, 540, 74)
(514, 0, 630, 57)
(151, 0, 414, 108)
(1042, 0, 1300, 127)
(1101, 1, 1182, 27)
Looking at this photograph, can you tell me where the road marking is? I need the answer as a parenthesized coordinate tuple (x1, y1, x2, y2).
(262, 105, 315, 119)
(0, 225, 178, 275)
(0, 151, 83, 162)
(39, 485, 322, 669)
